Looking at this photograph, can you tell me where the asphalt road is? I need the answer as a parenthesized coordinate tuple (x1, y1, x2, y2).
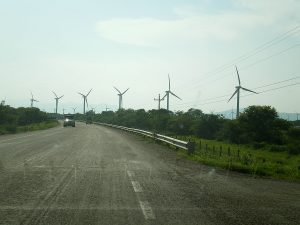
(0, 122, 299, 225)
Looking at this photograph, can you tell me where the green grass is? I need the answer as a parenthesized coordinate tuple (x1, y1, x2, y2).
(174, 136, 300, 182)
(0, 120, 59, 135)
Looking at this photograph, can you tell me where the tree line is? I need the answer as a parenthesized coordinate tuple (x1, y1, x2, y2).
(77, 105, 300, 154)
(0, 105, 53, 134)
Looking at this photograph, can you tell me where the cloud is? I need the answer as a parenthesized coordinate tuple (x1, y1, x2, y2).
(96, 0, 300, 46)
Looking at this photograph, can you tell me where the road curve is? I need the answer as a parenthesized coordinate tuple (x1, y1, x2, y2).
(0, 122, 299, 225)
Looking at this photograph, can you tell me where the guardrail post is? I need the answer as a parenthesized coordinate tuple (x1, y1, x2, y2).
(187, 141, 196, 155)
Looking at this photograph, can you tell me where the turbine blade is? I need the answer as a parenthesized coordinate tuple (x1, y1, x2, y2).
(85, 98, 89, 108)
(122, 88, 129, 95)
(52, 91, 58, 98)
(86, 88, 92, 97)
(241, 87, 258, 94)
(114, 86, 122, 94)
(78, 92, 84, 97)
(228, 89, 238, 102)
(58, 95, 64, 99)
(170, 91, 182, 100)
(235, 66, 241, 85)
(168, 74, 171, 90)
(162, 93, 167, 100)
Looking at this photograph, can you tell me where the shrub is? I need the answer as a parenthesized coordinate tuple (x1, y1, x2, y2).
(287, 143, 300, 155)
(5, 125, 17, 133)
(269, 145, 288, 152)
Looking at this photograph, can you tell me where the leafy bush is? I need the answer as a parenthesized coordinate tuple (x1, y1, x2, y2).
(287, 143, 300, 155)
(269, 145, 288, 152)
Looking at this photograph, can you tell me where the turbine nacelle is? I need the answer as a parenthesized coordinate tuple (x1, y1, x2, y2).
(228, 66, 258, 117)
(78, 89, 92, 114)
(163, 74, 182, 110)
(114, 86, 129, 110)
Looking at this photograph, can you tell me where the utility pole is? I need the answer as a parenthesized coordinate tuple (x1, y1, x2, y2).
(154, 94, 164, 110)
(63, 108, 65, 115)
(231, 108, 234, 120)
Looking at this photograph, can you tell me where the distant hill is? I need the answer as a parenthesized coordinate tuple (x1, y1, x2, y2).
(217, 109, 299, 121)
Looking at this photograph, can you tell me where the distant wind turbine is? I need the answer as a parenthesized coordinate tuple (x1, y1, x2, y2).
(162, 74, 181, 111)
(78, 89, 92, 114)
(71, 107, 77, 114)
(1, 97, 6, 106)
(114, 87, 129, 110)
(228, 66, 258, 118)
(154, 94, 164, 110)
(30, 92, 39, 108)
(52, 91, 64, 115)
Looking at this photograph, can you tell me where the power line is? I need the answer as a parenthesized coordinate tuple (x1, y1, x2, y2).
(189, 43, 300, 90)
(195, 25, 300, 82)
(177, 25, 300, 91)
(174, 78, 300, 108)
(253, 76, 300, 90)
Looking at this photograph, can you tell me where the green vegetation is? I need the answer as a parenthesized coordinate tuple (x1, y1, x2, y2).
(76, 105, 300, 180)
(0, 105, 58, 134)
(176, 136, 300, 181)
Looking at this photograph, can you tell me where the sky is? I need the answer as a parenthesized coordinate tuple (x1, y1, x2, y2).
(0, 0, 299, 115)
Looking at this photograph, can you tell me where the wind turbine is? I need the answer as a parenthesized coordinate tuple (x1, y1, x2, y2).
(0, 97, 6, 106)
(71, 107, 77, 114)
(228, 66, 258, 118)
(162, 74, 181, 111)
(154, 94, 164, 110)
(114, 87, 129, 110)
(78, 89, 92, 114)
(30, 92, 39, 108)
(91, 106, 97, 114)
(52, 91, 64, 115)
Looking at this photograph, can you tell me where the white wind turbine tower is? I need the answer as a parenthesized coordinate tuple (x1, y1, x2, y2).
(114, 87, 129, 110)
(52, 91, 64, 115)
(78, 89, 92, 114)
(162, 74, 182, 111)
(228, 66, 258, 118)
(30, 92, 39, 108)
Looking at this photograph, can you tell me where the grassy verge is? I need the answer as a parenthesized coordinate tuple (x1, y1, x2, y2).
(0, 120, 59, 135)
(173, 136, 300, 182)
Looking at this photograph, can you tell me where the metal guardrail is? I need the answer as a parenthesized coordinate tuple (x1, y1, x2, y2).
(93, 122, 195, 154)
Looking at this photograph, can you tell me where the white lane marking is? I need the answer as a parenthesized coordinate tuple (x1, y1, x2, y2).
(131, 181, 143, 192)
(127, 170, 135, 178)
(139, 201, 156, 220)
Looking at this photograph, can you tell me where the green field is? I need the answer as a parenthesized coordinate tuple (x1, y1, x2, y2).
(174, 136, 300, 181)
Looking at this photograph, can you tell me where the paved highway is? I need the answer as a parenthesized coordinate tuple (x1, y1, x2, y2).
(0, 123, 299, 225)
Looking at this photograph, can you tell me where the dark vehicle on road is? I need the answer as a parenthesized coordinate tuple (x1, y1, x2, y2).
(63, 114, 75, 127)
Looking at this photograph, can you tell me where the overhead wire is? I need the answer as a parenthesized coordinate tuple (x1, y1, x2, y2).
(173, 76, 300, 107)
(176, 25, 300, 91)
(188, 43, 300, 90)
(193, 25, 300, 82)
